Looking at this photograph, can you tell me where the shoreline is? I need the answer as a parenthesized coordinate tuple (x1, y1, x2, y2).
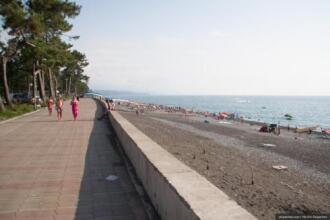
(92, 92, 329, 143)
(99, 94, 330, 129)
(111, 97, 328, 139)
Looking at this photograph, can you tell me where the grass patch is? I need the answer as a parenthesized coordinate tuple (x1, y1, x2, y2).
(0, 104, 35, 121)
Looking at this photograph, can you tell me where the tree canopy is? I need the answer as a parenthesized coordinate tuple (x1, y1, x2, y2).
(0, 0, 89, 110)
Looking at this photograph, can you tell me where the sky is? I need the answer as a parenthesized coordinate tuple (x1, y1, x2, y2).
(70, 0, 330, 96)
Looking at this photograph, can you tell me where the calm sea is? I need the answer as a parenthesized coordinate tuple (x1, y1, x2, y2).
(100, 93, 330, 128)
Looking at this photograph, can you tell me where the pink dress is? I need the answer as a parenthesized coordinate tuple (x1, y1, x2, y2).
(71, 100, 78, 120)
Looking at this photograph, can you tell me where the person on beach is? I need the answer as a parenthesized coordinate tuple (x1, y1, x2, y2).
(47, 96, 54, 116)
(102, 99, 114, 111)
(110, 99, 115, 110)
(97, 99, 112, 120)
(71, 96, 79, 121)
(56, 95, 64, 121)
(107, 99, 112, 110)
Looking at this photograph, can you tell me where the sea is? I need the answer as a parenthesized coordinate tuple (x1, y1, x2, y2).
(97, 91, 330, 128)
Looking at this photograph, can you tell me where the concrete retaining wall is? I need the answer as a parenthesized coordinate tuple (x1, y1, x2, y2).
(108, 110, 256, 220)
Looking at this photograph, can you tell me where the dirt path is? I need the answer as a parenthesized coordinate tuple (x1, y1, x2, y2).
(119, 110, 330, 220)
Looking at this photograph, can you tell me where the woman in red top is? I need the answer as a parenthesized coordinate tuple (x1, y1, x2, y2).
(47, 96, 54, 116)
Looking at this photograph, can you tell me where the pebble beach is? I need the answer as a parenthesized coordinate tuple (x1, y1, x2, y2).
(115, 104, 330, 220)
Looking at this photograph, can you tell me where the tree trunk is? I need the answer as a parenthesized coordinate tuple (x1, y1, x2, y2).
(1, 56, 13, 108)
(54, 76, 58, 96)
(32, 65, 40, 99)
(68, 76, 72, 96)
(65, 78, 68, 96)
(41, 70, 45, 86)
(48, 68, 55, 98)
(37, 71, 45, 102)
(41, 70, 46, 96)
(32, 64, 36, 98)
(0, 94, 5, 111)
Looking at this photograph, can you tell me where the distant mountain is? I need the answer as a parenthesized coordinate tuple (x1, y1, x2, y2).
(93, 90, 149, 97)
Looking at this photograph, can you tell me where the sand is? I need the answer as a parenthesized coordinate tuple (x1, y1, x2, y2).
(115, 107, 330, 220)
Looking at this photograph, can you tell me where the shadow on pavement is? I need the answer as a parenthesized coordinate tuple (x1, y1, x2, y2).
(73, 99, 149, 220)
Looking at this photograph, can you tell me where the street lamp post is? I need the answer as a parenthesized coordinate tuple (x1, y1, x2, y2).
(25, 41, 37, 110)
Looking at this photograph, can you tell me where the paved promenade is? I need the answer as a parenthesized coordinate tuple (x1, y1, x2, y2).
(0, 98, 148, 220)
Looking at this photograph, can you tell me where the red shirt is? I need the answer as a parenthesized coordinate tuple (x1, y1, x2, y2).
(48, 99, 54, 109)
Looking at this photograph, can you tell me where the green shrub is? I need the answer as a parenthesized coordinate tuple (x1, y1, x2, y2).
(0, 104, 35, 121)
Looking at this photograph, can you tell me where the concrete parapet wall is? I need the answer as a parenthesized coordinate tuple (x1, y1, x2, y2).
(108, 110, 256, 220)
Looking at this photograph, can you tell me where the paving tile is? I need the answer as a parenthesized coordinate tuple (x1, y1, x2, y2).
(56, 207, 90, 216)
(0, 212, 15, 220)
(0, 201, 20, 213)
(33, 181, 63, 188)
(16, 210, 55, 219)
(29, 187, 62, 197)
(22, 195, 59, 210)
(0, 191, 29, 201)
(57, 195, 92, 208)
(16, 216, 54, 220)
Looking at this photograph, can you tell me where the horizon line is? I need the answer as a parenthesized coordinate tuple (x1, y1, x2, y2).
(92, 89, 330, 97)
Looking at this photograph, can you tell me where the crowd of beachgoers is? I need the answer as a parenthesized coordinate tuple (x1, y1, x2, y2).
(107, 98, 330, 136)
(112, 98, 239, 120)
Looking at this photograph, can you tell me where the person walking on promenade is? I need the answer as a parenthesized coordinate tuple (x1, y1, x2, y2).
(71, 95, 79, 121)
(56, 95, 64, 121)
(47, 96, 54, 116)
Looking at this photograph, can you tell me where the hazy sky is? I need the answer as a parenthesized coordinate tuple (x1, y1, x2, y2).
(70, 0, 330, 95)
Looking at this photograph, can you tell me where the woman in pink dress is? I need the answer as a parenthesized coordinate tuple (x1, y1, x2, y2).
(71, 96, 79, 121)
